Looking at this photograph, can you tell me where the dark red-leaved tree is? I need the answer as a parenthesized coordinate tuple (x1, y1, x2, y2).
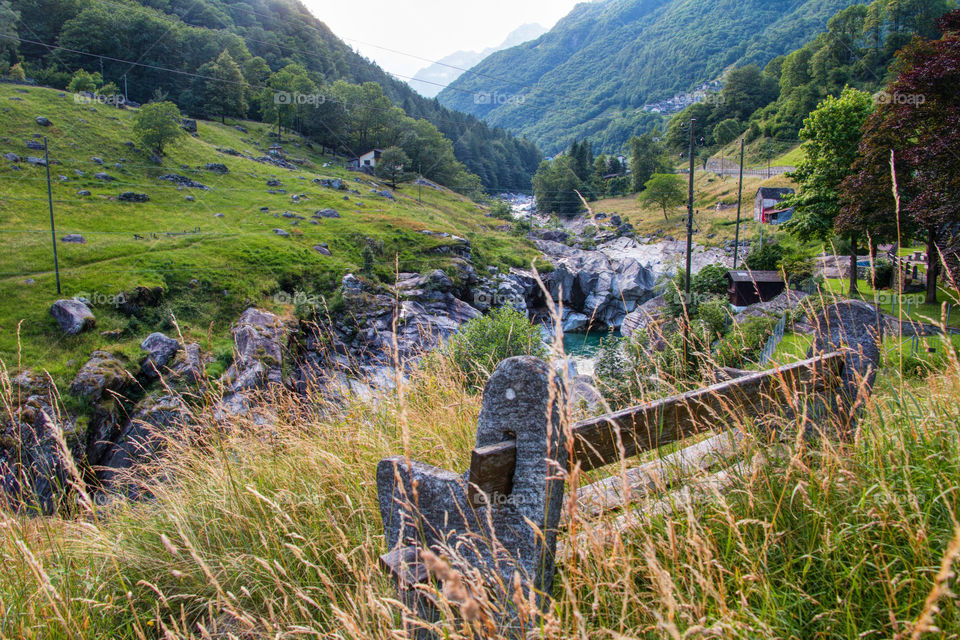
(839, 10, 960, 303)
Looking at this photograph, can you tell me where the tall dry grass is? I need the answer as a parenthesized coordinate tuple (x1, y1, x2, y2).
(2, 328, 960, 638)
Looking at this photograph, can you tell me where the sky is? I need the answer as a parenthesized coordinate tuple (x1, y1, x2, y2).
(305, 0, 587, 80)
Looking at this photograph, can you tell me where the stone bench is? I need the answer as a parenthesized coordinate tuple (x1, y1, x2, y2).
(376, 300, 883, 636)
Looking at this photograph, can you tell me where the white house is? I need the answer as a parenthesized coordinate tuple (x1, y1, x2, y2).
(348, 149, 384, 171)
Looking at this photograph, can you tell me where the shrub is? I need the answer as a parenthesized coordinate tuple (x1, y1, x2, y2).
(780, 250, 818, 291)
(745, 242, 784, 271)
(7, 62, 25, 81)
(697, 296, 732, 339)
(714, 316, 777, 368)
(693, 263, 730, 296)
(67, 69, 102, 93)
(873, 258, 894, 289)
(488, 199, 513, 221)
(444, 306, 547, 389)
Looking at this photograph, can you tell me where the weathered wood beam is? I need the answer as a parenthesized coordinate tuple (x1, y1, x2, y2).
(467, 352, 844, 504)
(573, 430, 741, 519)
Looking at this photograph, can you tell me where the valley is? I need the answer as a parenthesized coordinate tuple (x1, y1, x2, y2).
(1, 0, 960, 638)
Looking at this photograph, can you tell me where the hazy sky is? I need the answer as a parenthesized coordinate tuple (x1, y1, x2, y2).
(306, 0, 586, 80)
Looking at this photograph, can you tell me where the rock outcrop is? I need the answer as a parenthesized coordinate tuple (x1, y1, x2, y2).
(621, 295, 667, 337)
(98, 395, 191, 496)
(536, 240, 656, 329)
(218, 308, 288, 415)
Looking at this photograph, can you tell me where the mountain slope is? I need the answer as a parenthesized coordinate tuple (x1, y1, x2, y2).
(409, 24, 547, 98)
(0, 84, 539, 383)
(9, 0, 542, 191)
(438, 0, 866, 155)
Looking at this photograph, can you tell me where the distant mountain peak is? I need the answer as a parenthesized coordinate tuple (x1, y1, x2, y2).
(409, 23, 547, 98)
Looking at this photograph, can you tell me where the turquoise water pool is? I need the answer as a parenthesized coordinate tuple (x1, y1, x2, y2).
(562, 330, 620, 357)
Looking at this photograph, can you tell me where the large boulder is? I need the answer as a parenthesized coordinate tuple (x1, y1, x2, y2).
(218, 308, 288, 414)
(536, 240, 656, 329)
(806, 299, 884, 437)
(140, 332, 180, 380)
(97, 395, 191, 496)
(0, 394, 76, 514)
(50, 299, 95, 335)
(69, 351, 129, 401)
(621, 295, 667, 337)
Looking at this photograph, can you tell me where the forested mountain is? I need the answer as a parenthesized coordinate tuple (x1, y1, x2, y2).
(663, 0, 954, 152)
(438, 0, 872, 155)
(3, 0, 542, 192)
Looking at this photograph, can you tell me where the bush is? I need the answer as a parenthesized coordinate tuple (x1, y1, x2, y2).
(693, 264, 729, 296)
(488, 199, 513, 221)
(7, 62, 25, 81)
(745, 243, 784, 271)
(873, 259, 894, 289)
(67, 69, 102, 93)
(444, 307, 547, 389)
(663, 265, 730, 319)
(714, 316, 777, 368)
(696, 296, 732, 340)
(780, 250, 818, 291)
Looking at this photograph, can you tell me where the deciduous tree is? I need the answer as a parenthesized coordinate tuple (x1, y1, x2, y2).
(639, 173, 686, 221)
(783, 87, 874, 295)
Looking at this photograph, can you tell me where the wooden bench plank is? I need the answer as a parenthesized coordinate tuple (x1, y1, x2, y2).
(574, 430, 741, 518)
(467, 351, 844, 505)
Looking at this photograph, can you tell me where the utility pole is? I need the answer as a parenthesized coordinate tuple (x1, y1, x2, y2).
(122, 74, 128, 102)
(418, 164, 422, 204)
(44, 137, 61, 295)
(733, 138, 745, 269)
(684, 118, 696, 368)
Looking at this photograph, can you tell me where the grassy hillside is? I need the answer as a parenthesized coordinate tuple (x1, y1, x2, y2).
(0, 84, 539, 385)
(438, 0, 865, 155)
(591, 171, 797, 247)
(10, 0, 542, 192)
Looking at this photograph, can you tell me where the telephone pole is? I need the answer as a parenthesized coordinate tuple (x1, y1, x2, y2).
(684, 118, 696, 368)
(44, 137, 61, 295)
(733, 138, 745, 269)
